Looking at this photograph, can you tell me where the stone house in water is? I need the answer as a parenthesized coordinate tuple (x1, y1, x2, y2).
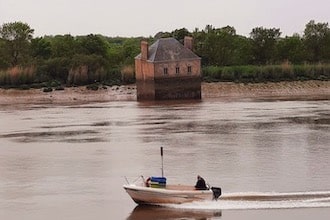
(135, 37, 201, 100)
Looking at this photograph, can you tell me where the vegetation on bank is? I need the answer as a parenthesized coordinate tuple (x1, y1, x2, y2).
(0, 20, 330, 90)
(202, 63, 330, 83)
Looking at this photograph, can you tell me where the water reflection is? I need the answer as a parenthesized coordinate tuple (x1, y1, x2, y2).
(127, 205, 222, 220)
(0, 130, 104, 143)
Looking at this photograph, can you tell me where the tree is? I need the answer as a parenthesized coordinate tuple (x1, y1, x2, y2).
(210, 26, 237, 66)
(121, 38, 141, 65)
(77, 34, 109, 58)
(0, 21, 34, 66)
(195, 25, 241, 66)
(303, 20, 330, 62)
(250, 27, 281, 64)
(276, 34, 306, 64)
(49, 34, 77, 58)
(154, 31, 171, 39)
(192, 27, 208, 64)
(231, 35, 253, 65)
(0, 38, 10, 68)
(30, 37, 52, 60)
(171, 28, 191, 43)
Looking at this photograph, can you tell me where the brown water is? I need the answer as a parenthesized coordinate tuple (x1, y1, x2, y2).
(0, 99, 330, 219)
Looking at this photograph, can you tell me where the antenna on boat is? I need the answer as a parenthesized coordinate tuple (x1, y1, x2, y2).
(160, 146, 164, 177)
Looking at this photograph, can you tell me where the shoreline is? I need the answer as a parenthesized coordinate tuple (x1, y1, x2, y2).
(202, 80, 330, 100)
(0, 80, 329, 105)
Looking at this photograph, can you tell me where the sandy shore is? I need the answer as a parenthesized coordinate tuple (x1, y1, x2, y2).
(0, 80, 329, 105)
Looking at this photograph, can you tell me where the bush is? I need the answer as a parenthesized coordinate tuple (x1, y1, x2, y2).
(221, 67, 235, 81)
(67, 65, 89, 85)
(55, 86, 65, 91)
(50, 80, 61, 87)
(202, 66, 222, 81)
(42, 57, 71, 83)
(0, 66, 36, 86)
(202, 64, 330, 83)
(86, 84, 99, 91)
(18, 84, 30, 90)
(43, 87, 53, 92)
(121, 65, 135, 84)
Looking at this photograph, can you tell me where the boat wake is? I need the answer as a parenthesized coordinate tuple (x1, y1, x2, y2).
(163, 191, 330, 210)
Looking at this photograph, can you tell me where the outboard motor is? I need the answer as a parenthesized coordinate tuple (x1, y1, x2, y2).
(211, 187, 222, 200)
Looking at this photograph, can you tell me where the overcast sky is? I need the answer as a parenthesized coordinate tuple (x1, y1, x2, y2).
(1, 0, 329, 37)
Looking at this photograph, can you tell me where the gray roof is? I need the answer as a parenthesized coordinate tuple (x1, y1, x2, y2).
(136, 38, 200, 62)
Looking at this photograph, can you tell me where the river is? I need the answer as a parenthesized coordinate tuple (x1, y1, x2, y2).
(0, 98, 329, 219)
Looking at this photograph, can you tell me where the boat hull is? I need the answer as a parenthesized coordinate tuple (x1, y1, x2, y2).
(123, 184, 214, 205)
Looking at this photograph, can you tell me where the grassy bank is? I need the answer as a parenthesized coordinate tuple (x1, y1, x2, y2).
(0, 65, 128, 90)
(202, 64, 330, 83)
(1, 64, 330, 90)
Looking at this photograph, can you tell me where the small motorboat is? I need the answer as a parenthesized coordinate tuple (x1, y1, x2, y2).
(123, 147, 221, 205)
(123, 176, 221, 205)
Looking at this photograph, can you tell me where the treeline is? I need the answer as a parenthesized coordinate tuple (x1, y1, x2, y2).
(0, 22, 142, 88)
(0, 20, 329, 88)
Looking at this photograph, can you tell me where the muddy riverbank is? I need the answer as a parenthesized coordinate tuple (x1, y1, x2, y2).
(0, 80, 329, 105)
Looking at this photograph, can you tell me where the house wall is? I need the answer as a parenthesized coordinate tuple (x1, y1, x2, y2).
(153, 59, 201, 100)
(135, 59, 155, 81)
(154, 59, 201, 78)
(136, 79, 155, 100)
(154, 76, 201, 100)
(135, 59, 156, 100)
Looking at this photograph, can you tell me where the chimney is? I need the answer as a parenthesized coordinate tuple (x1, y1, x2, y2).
(184, 36, 193, 50)
(141, 41, 148, 60)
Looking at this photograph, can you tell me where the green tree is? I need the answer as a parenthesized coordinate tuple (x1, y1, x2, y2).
(0, 38, 10, 68)
(107, 43, 125, 68)
(276, 34, 306, 64)
(195, 25, 242, 66)
(171, 28, 191, 43)
(231, 35, 253, 65)
(0, 21, 34, 66)
(30, 37, 52, 60)
(49, 34, 77, 58)
(250, 27, 281, 64)
(77, 34, 109, 58)
(212, 26, 237, 65)
(154, 31, 171, 39)
(192, 27, 208, 64)
(303, 20, 330, 62)
(122, 38, 141, 65)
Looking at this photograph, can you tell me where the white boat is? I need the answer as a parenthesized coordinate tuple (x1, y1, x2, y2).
(123, 147, 221, 205)
(123, 178, 221, 205)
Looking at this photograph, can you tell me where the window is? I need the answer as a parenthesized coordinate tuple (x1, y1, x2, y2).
(176, 67, 180, 74)
(163, 67, 168, 75)
(188, 66, 192, 74)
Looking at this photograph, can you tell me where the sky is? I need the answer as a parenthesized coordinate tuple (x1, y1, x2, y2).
(1, 0, 329, 37)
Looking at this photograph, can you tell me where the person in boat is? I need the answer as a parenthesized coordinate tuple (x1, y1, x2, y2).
(195, 175, 208, 190)
(145, 177, 151, 187)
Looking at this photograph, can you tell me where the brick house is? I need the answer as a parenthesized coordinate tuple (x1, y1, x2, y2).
(135, 37, 201, 100)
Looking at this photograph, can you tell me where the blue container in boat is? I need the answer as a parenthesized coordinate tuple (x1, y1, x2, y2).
(151, 177, 166, 183)
(150, 177, 167, 188)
